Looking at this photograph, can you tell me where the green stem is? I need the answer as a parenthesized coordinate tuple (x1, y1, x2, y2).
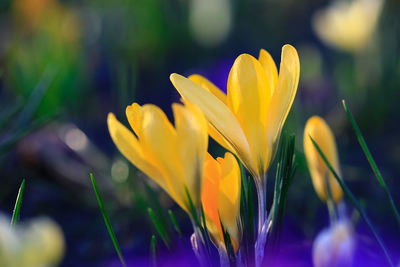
(90, 174, 126, 267)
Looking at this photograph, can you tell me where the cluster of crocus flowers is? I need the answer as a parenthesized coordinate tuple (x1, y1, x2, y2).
(108, 101, 242, 254)
(108, 44, 299, 266)
(304, 116, 354, 267)
(312, 0, 383, 53)
(0, 215, 65, 267)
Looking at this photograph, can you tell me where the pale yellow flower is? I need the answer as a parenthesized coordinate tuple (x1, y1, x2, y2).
(107, 101, 208, 213)
(202, 152, 241, 252)
(303, 116, 343, 203)
(170, 45, 300, 182)
(312, 0, 383, 53)
(0, 216, 65, 267)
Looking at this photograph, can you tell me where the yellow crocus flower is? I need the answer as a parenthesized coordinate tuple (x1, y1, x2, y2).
(107, 101, 208, 213)
(312, 0, 383, 53)
(303, 116, 343, 203)
(170, 44, 300, 182)
(202, 152, 241, 252)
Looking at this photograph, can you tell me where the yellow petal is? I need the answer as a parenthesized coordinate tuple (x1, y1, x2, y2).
(139, 105, 188, 209)
(189, 74, 227, 105)
(173, 102, 208, 207)
(170, 73, 253, 173)
(126, 103, 143, 138)
(188, 75, 235, 153)
(303, 116, 343, 203)
(218, 152, 241, 250)
(227, 54, 271, 176)
(266, 44, 300, 160)
(202, 154, 222, 237)
(107, 113, 166, 191)
(258, 49, 278, 94)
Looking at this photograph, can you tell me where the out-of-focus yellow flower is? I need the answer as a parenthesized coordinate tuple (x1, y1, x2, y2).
(303, 116, 343, 203)
(202, 152, 241, 252)
(0, 216, 65, 267)
(312, 0, 383, 53)
(107, 101, 208, 213)
(312, 220, 354, 267)
(170, 45, 300, 181)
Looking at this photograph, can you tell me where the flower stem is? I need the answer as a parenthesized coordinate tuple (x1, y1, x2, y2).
(255, 175, 267, 267)
(255, 176, 266, 235)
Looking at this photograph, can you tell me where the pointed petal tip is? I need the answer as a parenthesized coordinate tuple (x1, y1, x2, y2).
(107, 112, 116, 122)
(170, 73, 182, 82)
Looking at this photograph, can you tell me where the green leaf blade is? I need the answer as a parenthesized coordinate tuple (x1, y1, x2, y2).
(342, 100, 400, 227)
(90, 173, 126, 267)
(11, 179, 26, 227)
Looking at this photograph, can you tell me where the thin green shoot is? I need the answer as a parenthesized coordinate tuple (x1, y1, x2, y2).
(342, 100, 400, 227)
(11, 179, 25, 227)
(90, 173, 126, 267)
(148, 208, 170, 248)
(309, 136, 394, 267)
(168, 210, 183, 238)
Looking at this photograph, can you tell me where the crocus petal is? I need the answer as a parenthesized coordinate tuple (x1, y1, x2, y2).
(304, 116, 343, 203)
(139, 105, 187, 209)
(170, 73, 253, 173)
(266, 44, 300, 159)
(126, 103, 143, 138)
(202, 154, 223, 244)
(258, 49, 278, 94)
(173, 101, 208, 207)
(188, 74, 235, 154)
(227, 54, 271, 176)
(107, 113, 167, 191)
(218, 152, 241, 250)
(189, 74, 227, 105)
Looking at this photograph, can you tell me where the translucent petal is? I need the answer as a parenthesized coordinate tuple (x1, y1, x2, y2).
(189, 74, 227, 105)
(139, 105, 188, 209)
(227, 54, 271, 176)
(218, 152, 241, 249)
(267, 44, 300, 160)
(107, 113, 167, 191)
(170, 73, 253, 173)
(258, 49, 278, 95)
(173, 102, 208, 207)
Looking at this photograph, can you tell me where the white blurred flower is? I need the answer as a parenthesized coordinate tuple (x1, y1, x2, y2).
(312, 220, 355, 267)
(312, 0, 384, 53)
(0, 215, 65, 267)
(189, 0, 232, 47)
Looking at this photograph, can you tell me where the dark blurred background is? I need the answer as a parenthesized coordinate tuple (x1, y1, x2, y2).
(1, 0, 400, 266)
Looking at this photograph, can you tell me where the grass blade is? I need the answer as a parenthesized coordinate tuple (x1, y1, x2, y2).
(342, 100, 400, 227)
(11, 179, 25, 227)
(90, 173, 126, 267)
(148, 208, 170, 248)
(168, 209, 183, 238)
(310, 136, 394, 267)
